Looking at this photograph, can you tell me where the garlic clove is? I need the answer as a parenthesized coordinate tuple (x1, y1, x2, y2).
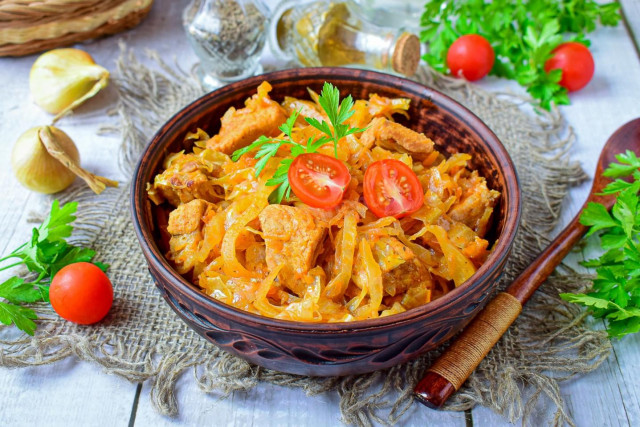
(12, 126, 79, 194)
(29, 48, 109, 123)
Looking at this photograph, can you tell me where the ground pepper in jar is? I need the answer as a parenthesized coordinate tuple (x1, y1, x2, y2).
(183, 0, 270, 88)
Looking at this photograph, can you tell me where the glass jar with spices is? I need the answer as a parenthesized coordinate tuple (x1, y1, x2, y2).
(183, 0, 270, 90)
(269, 0, 421, 77)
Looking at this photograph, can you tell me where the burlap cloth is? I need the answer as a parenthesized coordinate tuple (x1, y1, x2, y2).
(0, 49, 612, 426)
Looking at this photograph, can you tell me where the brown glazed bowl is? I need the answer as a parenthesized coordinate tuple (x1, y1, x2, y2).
(131, 67, 521, 376)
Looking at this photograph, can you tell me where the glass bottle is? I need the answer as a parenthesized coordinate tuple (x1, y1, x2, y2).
(269, 0, 421, 77)
(183, 0, 270, 90)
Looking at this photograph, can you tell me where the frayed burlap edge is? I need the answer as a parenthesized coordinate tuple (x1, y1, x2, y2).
(0, 45, 612, 427)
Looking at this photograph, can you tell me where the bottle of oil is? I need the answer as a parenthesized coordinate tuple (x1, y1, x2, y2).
(268, 0, 421, 77)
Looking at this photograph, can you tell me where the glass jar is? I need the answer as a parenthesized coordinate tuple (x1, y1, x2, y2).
(269, 0, 421, 77)
(350, 0, 424, 31)
(183, 0, 270, 90)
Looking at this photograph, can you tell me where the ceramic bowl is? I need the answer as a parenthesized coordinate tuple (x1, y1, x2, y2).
(131, 67, 521, 376)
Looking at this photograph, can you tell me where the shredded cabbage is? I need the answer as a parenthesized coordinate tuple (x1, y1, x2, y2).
(149, 82, 499, 322)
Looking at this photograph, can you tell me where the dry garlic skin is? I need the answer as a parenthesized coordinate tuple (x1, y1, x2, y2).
(12, 126, 79, 194)
(30, 48, 109, 115)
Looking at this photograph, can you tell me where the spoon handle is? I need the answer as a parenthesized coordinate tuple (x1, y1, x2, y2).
(414, 211, 587, 408)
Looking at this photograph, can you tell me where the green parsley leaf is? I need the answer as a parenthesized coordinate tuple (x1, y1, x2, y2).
(278, 109, 300, 139)
(231, 82, 363, 204)
(266, 158, 294, 204)
(0, 302, 37, 336)
(0, 200, 106, 335)
(579, 202, 620, 237)
(419, 0, 621, 110)
(0, 277, 48, 304)
(305, 83, 367, 157)
(603, 150, 640, 178)
(231, 135, 274, 162)
(561, 151, 640, 338)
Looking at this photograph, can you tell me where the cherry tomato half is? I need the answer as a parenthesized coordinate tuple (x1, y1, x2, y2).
(363, 159, 424, 219)
(446, 34, 495, 81)
(544, 42, 594, 92)
(50, 262, 113, 325)
(288, 153, 351, 209)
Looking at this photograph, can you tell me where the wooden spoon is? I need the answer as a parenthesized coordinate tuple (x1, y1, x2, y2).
(414, 117, 640, 409)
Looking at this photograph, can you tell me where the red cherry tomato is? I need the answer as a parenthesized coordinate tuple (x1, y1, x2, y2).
(288, 153, 351, 209)
(544, 42, 594, 92)
(50, 262, 113, 325)
(446, 34, 495, 81)
(363, 159, 424, 219)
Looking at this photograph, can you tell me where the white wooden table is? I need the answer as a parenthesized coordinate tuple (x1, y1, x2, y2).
(1, 0, 640, 425)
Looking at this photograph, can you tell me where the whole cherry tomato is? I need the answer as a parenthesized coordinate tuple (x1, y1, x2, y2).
(288, 153, 351, 209)
(363, 159, 424, 219)
(544, 42, 595, 92)
(50, 262, 113, 325)
(446, 34, 495, 81)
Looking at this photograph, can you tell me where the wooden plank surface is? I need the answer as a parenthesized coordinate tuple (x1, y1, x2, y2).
(1, 0, 640, 426)
(621, 0, 640, 55)
(0, 359, 136, 426)
(133, 381, 468, 426)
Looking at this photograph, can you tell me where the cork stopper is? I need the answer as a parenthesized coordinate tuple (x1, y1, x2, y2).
(392, 33, 421, 77)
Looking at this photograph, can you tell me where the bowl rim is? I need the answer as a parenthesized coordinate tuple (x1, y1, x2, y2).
(131, 67, 521, 333)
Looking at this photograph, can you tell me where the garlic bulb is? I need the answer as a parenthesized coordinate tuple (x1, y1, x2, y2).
(11, 126, 118, 195)
(29, 49, 109, 123)
(12, 126, 79, 194)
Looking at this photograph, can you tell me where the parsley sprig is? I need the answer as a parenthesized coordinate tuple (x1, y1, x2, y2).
(560, 151, 640, 338)
(420, 0, 621, 110)
(231, 82, 365, 204)
(0, 200, 107, 335)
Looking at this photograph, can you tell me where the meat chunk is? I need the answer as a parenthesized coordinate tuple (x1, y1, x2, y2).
(359, 117, 434, 159)
(148, 153, 221, 207)
(206, 102, 287, 154)
(370, 237, 432, 301)
(385, 259, 432, 307)
(282, 96, 325, 124)
(167, 199, 209, 235)
(448, 172, 500, 237)
(166, 199, 213, 275)
(259, 205, 326, 295)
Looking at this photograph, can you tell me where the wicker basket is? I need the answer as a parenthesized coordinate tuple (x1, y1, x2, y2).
(0, 0, 154, 56)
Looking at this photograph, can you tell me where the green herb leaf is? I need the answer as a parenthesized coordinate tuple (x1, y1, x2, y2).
(579, 202, 620, 237)
(0, 301, 37, 336)
(419, 0, 621, 110)
(231, 82, 363, 204)
(603, 150, 640, 178)
(0, 277, 48, 304)
(563, 151, 640, 338)
(279, 109, 300, 139)
(0, 200, 105, 335)
(231, 135, 275, 162)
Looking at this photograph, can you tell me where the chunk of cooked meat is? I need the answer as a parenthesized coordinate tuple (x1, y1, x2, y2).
(259, 205, 326, 295)
(359, 117, 434, 159)
(167, 199, 209, 235)
(448, 171, 500, 237)
(206, 102, 287, 154)
(149, 153, 222, 207)
(166, 199, 214, 275)
(385, 259, 432, 304)
(282, 96, 325, 124)
(370, 236, 433, 301)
